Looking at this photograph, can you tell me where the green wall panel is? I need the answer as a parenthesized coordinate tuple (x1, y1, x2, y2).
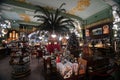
(85, 7, 112, 25)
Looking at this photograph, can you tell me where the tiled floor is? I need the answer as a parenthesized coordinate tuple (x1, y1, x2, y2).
(0, 56, 45, 80)
(0, 56, 120, 80)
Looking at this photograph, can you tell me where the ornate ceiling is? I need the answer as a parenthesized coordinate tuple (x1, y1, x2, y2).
(0, 0, 119, 26)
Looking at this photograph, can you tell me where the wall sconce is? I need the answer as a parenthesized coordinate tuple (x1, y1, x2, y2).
(9, 30, 18, 40)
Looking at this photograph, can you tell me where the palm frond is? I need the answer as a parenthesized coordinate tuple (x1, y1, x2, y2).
(34, 15, 47, 20)
(35, 5, 50, 18)
(60, 9, 66, 13)
(55, 16, 65, 23)
(50, 13, 54, 22)
(54, 9, 59, 23)
(59, 19, 73, 24)
(53, 3, 66, 23)
(58, 3, 66, 9)
(37, 19, 45, 22)
(34, 3, 75, 33)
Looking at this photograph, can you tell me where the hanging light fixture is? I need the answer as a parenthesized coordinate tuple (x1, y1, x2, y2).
(65, 34, 69, 39)
(51, 26, 56, 38)
(39, 32, 42, 40)
(51, 32, 56, 38)
(59, 35, 62, 41)
(39, 36, 42, 39)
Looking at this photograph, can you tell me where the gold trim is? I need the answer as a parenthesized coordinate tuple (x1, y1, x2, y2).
(85, 18, 113, 29)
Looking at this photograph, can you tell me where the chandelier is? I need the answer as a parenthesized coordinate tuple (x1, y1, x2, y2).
(51, 31, 56, 38)
(51, 26, 56, 38)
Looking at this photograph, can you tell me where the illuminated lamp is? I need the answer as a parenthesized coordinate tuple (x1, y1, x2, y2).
(65, 34, 69, 39)
(51, 33, 56, 38)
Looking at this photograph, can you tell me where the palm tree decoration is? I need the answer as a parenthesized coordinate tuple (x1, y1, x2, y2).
(34, 3, 75, 33)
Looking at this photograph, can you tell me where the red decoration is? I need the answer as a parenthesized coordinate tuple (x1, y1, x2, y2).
(56, 55, 60, 63)
(46, 42, 61, 54)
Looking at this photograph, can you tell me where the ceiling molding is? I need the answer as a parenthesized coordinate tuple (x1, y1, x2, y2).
(85, 18, 113, 28)
(85, 6, 112, 25)
(1, 0, 117, 27)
